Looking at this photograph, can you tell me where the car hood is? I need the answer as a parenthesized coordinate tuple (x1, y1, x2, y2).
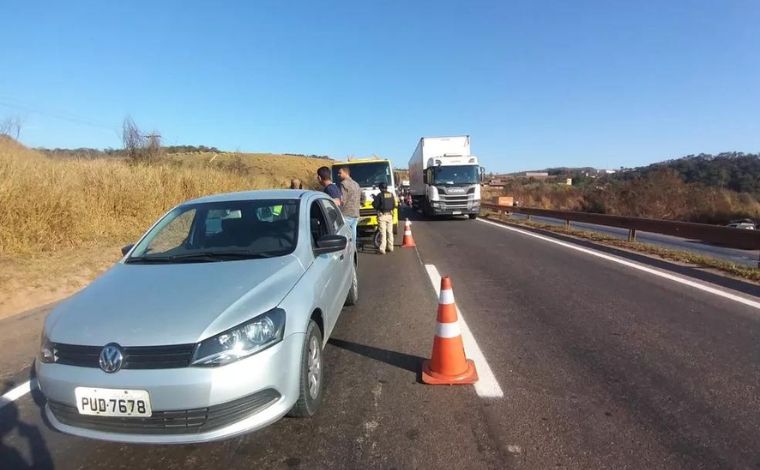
(46, 255, 304, 346)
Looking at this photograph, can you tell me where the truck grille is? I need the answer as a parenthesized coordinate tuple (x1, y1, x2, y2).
(439, 195, 472, 208)
(48, 389, 280, 435)
(359, 208, 377, 217)
(53, 343, 197, 369)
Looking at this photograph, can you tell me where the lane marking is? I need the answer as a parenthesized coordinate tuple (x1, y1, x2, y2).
(425, 264, 504, 398)
(0, 379, 37, 409)
(477, 218, 760, 310)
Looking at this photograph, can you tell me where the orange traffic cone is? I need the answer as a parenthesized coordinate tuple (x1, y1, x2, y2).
(401, 219, 416, 248)
(422, 276, 478, 385)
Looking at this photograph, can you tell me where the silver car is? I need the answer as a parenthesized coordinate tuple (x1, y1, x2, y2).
(35, 189, 358, 444)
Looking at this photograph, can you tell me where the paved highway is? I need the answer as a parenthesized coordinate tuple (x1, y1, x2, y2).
(2, 210, 759, 469)
(510, 213, 759, 268)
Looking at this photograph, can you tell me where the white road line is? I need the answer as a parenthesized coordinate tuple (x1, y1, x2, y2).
(478, 218, 760, 310)
(425, 264, 504, 398)
(0, 379, 37, 409)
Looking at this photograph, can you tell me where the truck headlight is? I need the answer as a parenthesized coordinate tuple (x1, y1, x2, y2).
(39, 332, 56, 364)
(191, 308, 285, 366)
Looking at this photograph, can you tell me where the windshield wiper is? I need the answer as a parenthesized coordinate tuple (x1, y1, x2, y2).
(127, 250, 285, 264)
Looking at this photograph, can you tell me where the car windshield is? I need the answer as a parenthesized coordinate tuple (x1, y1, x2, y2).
(333, 162, 391, 188)
(432, 165, 479, 185)
(127, 199, 299, 263)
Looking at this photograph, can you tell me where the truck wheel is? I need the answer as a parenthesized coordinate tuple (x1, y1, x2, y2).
(468, 214, 478, 220)
(422, 201, 432, 218)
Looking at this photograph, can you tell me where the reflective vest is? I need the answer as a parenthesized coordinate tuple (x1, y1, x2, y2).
(373, 191, 396, 213)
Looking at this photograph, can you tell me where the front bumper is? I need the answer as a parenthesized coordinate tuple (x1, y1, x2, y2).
(430, 205, 480, 216)
(36, 333, 304, 444)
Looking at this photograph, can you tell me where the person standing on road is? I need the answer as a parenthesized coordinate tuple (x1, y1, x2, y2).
(317, 166, 342, 205)
(372, 181, 396, 254)
(337, 165, 362, 242)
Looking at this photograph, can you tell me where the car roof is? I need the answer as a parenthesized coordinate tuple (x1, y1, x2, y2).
(184, 189, 324, 205)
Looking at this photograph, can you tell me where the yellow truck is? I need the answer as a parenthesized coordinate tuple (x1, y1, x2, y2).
(331, 158, 399, 248)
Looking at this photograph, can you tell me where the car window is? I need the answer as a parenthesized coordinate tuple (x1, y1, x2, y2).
(310, 201, 330, 246)
(142, 208, 197, 255)
(319, 199, 344, 233)
(128, 199, 299, 262)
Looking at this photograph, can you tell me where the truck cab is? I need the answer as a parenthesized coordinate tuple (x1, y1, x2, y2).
(408, 136, 483, 219)
(331, 158, 399, 238)
(422, 155, 481, 218)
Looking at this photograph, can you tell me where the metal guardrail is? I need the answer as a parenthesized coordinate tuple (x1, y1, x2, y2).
(481, 203, 760, 251)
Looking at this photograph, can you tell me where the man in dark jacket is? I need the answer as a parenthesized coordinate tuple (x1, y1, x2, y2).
(317, 166, 341, 204)
(372, 182, 396, 254)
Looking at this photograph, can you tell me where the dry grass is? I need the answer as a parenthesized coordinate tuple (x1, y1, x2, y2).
(0, 137, 330, 316)
(0, 138, 328, 255)
(482, 211, 760, 282)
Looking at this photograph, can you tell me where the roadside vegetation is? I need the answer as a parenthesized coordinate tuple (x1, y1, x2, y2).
(482, 211, 759, 282)
(0, 135, 330, 317)
(492, 153, 760, 225)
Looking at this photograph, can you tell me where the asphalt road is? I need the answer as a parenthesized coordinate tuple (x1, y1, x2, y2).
(2, 210, 760, 469)
(511, 213, 760, 268)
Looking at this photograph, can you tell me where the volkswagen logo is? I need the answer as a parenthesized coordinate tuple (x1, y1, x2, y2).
(99, 343, 124, 373)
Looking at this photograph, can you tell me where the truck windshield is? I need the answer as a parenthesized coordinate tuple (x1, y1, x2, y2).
(433, 165, 479, 185)
(333, 162, 391, 188)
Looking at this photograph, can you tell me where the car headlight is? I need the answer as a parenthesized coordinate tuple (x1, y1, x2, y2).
(39, 332, 56, 364)
(191, 308, 285, 367)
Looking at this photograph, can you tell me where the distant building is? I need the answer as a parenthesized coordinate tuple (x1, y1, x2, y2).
(521, 171, 549, 179)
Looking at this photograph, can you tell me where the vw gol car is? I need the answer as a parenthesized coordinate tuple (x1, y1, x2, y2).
(36, 190, 358, 443)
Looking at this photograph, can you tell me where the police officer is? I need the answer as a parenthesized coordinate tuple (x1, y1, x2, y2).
(372, 182, 397, 254)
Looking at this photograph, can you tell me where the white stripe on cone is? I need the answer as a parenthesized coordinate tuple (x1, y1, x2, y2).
(439, 288, 455, 305)
(436, 321, 462, 338)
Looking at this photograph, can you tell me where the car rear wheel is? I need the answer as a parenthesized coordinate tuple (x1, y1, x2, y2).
(345, 265, 358, 306)
(468, 214, 478, 220)
(288, 321, 324, 417)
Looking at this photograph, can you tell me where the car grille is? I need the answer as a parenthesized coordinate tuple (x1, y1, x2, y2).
(48, 389, 281, 435)
(53, 343, 197, 369)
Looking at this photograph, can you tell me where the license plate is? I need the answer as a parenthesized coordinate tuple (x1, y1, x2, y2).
(75, 387, 152, 417)
(453, 211, 462, 215)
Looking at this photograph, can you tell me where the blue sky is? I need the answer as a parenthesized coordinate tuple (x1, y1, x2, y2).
(1, 0, 758, 172)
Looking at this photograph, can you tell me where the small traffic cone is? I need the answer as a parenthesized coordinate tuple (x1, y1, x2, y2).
(422, 276, 478, 385)
(401, 219, 416, 248)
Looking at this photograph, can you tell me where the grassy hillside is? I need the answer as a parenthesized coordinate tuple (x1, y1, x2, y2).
(0, 138, 329, 255)
(496, 154, 760, 224)
(618, 152, 760, 197)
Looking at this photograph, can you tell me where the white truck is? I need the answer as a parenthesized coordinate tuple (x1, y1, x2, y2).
(408, 136, 483, 219)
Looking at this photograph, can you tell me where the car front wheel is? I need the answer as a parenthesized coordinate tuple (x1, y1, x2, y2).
(345, 265, 358, 306)
(288, 320, 324, 417)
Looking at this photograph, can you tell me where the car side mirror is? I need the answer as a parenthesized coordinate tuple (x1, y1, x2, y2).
(121, 244, 135, 256)
(313, 234, 347, 255)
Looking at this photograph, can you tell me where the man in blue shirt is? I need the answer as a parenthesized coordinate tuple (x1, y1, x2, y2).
(317, 166, 342, 204)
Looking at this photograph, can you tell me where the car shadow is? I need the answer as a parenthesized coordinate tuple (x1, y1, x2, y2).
(327, 338, 425, 383)
(1, 373, 54, 470)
